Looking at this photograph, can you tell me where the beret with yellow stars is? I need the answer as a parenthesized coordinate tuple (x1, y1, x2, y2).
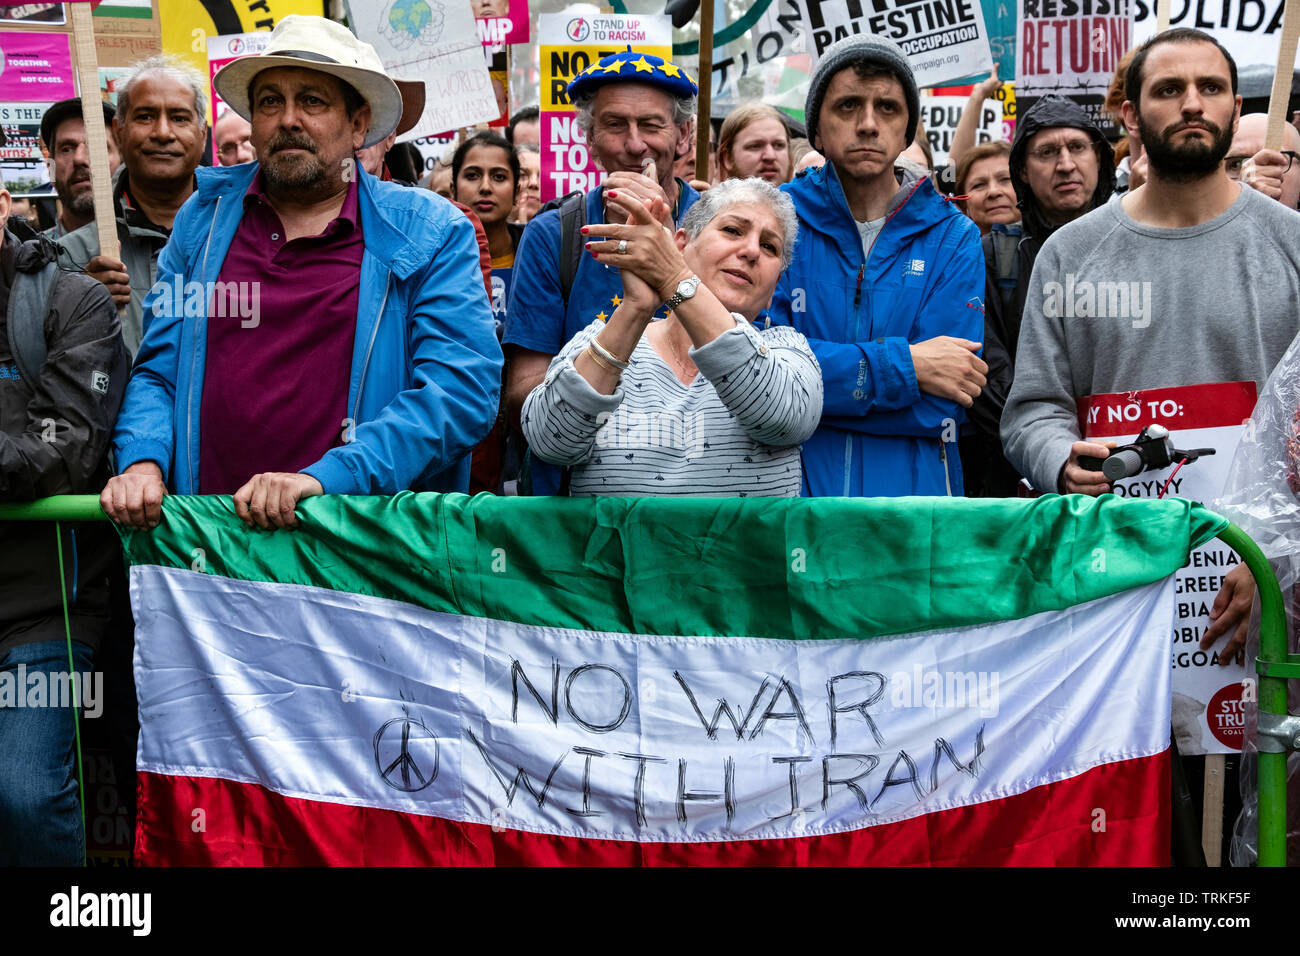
(567, 45, 699, 101)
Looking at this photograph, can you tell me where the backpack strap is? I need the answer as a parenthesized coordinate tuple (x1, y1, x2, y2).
(6, 258, 62, 386)
(556, 191, 587, 308)
(988, 229, 1020, 322)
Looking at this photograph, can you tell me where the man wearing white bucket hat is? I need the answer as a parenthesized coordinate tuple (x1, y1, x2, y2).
(103, 15, 503, 530)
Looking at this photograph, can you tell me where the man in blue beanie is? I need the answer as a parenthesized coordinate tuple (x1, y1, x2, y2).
(771, 34, 986, 497)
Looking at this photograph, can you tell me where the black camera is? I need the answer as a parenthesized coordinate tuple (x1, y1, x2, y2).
(1078, 424, 1215, 481)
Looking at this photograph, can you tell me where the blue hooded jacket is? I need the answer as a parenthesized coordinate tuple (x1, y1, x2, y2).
(113, 162, 503, 495)
(771, 161, 985, 497)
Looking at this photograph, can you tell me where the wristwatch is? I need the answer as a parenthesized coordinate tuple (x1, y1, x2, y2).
(664, 274, 700, 312)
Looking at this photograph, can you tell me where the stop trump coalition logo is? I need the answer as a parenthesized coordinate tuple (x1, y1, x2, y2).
(1206, 683, 1249, 750)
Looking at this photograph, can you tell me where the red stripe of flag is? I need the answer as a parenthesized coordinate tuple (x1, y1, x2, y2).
(136, 754, 1169, 866)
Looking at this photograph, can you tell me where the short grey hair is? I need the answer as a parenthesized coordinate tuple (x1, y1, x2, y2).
(573, 86, 696, 140)
(680, 177, 799, 269)
(116, 54, 209, 127)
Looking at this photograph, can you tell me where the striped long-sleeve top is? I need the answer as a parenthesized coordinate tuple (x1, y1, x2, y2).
(521, 315, 823, 497)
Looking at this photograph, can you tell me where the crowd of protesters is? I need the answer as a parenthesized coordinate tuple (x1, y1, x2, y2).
(4, 11, 1300, 865)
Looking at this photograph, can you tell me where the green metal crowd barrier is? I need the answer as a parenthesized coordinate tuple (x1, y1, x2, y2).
(0, 495, 1291, 866)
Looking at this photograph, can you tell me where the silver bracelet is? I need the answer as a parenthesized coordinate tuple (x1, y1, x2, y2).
(589, 337, 630, 370)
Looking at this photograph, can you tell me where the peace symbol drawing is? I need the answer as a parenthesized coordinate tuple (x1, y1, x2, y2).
(373, 713, 441, 793)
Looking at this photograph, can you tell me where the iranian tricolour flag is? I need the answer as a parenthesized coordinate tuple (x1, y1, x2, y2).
(122, 494, 1226, 866)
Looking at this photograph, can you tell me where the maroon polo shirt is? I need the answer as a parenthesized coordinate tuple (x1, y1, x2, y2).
(198, 173, 363, 494)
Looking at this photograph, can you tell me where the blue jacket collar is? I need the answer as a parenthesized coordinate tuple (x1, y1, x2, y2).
(786, 159, 957, 249)
(193, 162, 427, 280)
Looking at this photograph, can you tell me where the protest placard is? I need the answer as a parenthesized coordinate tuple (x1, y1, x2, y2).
(476, 0, 528, 47)
(1079, 381, 1254, 756)
(793, 0, 994, 88)
(0, 3, 64, 24)
(159, 0, 318, 111)
(538, 12, 673, 203)
(409, 131, 455, 179)
(1133, 0, 1289, 78)
(983, 0, 1017, 79)
(95, 0, 153, 20)
(0, 31, 74, 101)
(95, 32, 161, 68)
(346, 0, 498, 142)
(0, 100, 51, 195)
(919, 89, 1006, 163)
(206, 31, 273, 161)
(1017, 0, 1132, 136)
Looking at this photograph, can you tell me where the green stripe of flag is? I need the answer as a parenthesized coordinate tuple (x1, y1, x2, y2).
(119, 494, 1226, 640)
(93, 3, 154, 18)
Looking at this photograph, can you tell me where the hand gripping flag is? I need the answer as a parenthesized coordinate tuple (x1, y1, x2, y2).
(121, 494, 1227, 865)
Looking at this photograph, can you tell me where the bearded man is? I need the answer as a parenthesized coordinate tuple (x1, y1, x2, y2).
(40, 97, 122, 239)
(102, 15, 502, 530)
(1002, 27, 1300, 666)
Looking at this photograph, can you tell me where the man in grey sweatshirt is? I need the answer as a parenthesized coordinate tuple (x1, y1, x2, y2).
(1002, 28, 1300, 663)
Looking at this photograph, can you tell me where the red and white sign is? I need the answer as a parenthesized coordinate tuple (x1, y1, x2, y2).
(1016, 0, 1132, 136)
(1078, 381, 1256, 756)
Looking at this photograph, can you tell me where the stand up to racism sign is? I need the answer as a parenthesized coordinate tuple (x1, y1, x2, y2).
(794, 0, 994, 88)
(537, 12, 672, 203)
(1017, 0, 1133, 136)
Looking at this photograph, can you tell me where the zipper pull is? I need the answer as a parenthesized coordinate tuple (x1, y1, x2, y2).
(853, 263, 865, 307)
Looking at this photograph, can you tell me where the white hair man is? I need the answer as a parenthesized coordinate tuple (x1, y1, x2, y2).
(57, 54, 209, 356)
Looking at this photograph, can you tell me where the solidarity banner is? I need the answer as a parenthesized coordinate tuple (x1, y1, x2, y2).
(1017, 0, 1132, 136)
(1079, 382, 1256, 755)
(793, 0, 994, 88)
(537, 12, 672, 203)
(1132, 0, 1287, 78)
(124, 495, 1226, 865)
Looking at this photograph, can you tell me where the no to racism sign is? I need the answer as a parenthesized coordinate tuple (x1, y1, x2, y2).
(537, 12, 672, 202)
